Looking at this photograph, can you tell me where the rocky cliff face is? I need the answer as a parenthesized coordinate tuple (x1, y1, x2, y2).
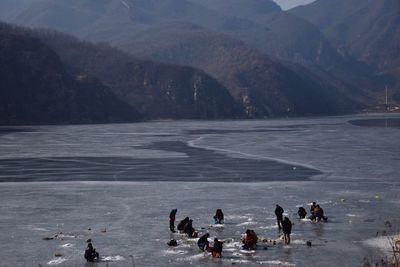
(126, 23, 356, 117)
(33, 29, 245, 120)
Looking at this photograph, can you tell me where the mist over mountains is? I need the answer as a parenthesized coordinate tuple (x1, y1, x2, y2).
(0, 0, 398, 124)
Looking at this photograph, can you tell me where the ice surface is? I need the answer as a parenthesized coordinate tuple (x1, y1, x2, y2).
(0, 114, 399, 266)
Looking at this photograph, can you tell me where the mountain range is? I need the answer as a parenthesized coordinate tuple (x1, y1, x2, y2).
(291, 0, 400, 101)
(0, 22, 244, 124)
(0, 0, 398, 124)
(0, 27, 141, 124)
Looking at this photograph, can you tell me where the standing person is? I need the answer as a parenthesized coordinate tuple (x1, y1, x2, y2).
(169, 209, 177, 233)
(275, 204, 284, 230)
(298, 207, 307, 219)
(197, 233, 210, 251)
(282, 217, 292, 245)
(211, 238, 223, 258)
(213, 209, 224, 224)
(84, 239, 99, 262)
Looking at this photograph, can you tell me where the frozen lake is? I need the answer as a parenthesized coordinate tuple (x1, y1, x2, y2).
(0, 115, 399, 266)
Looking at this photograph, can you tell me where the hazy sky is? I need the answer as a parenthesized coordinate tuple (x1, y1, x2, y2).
(273, 0, 316, 10)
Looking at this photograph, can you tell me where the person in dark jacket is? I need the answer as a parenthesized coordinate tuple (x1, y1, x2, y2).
(84, 240, 99, 262)
(310, 202, 317, 220)
(211, 238, 223, 258)
(213, 209, 224, 224)
(314, 205, 328, 222)
(298, 207, 307, 219)
(184, 219, 197, 238)
(177, 217, 189, 232)
(169, 209, 178, 233)
(275, 204, 284, 230)
(282, 217, 292, 245)
(197, 233, 210, 251)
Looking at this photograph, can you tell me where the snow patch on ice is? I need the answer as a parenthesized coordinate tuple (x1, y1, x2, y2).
(209, 224, 224, 228)
(225, 241, 242, 248)
(33, 227, 48, 232)
(363, 236, 393, 252)
(237, 221, 258, 226)
(60, 243, 74, 248)
(258, 260, 295, 266)
(307, 201, 331, 206)
(185, 253, 209, 260)
(47, 258, 67, 265)
(225, 215, 249, 220)
(164, 249, 187, 255)
(258, 225, 278, 229)
(346, 214, 360, 217)
(101, 255, 125, 261)
(291, 239, 307, 245)
(229, 256, 251, 263)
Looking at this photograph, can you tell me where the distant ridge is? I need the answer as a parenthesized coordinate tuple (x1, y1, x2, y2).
(290, 0, 400, 99)
(0, 22, 245, 124)
(0, 29, 141, 125)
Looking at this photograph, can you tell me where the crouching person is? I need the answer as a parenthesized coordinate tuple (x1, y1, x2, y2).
(210, 238, 223, 258)
(242, 229, 258, 250)
(198, 233, 210, 251)
(84, 239, 99, 262)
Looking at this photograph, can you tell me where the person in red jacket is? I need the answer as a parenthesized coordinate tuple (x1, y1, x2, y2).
(242, 229, 258, 250)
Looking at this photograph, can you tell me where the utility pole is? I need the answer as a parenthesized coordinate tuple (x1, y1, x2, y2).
(386, 86, 388, 105)
(385, 85, 389, 111)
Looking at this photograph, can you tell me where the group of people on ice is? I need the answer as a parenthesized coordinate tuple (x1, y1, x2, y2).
(167, 201, 328, 258)
(169, 209, 225, 257)
(297, 202, 328, 222)
(274, 205, 292, 245)
(83, 202, 328, 262)
(197, 233, 224, 258)
(82, 202, 328, 262)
